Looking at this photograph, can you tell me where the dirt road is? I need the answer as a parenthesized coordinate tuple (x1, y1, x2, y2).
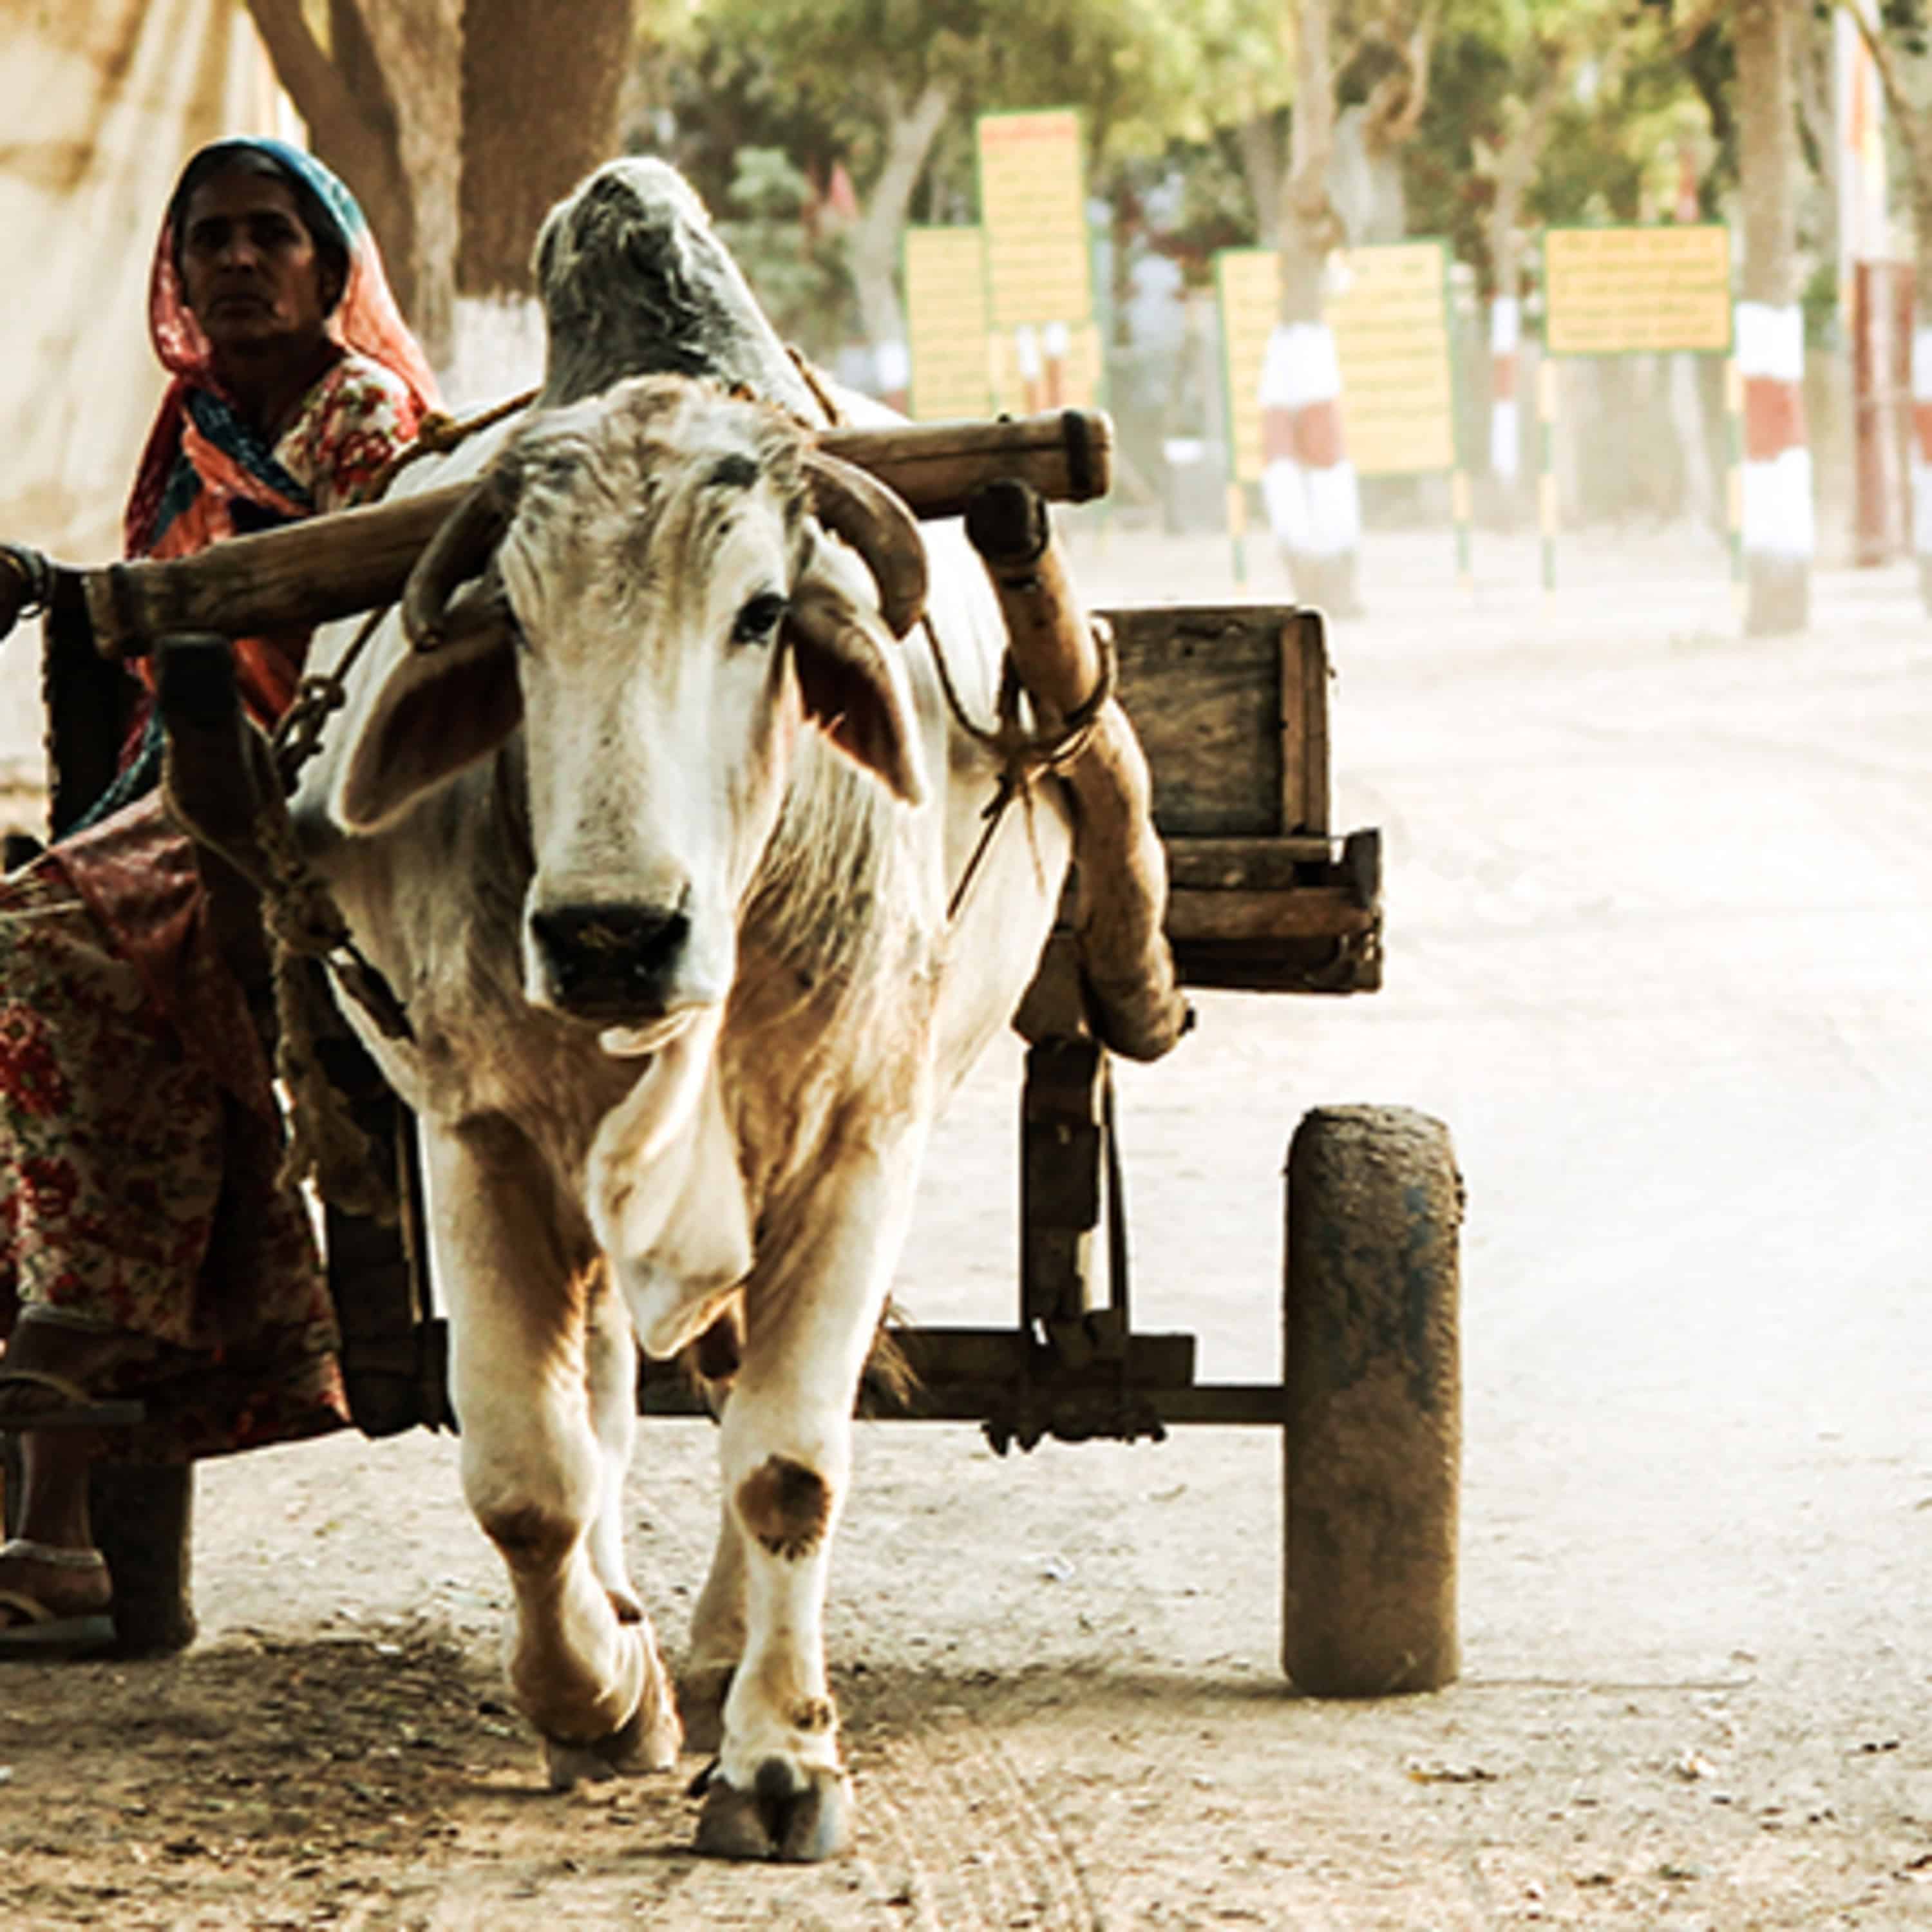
(3, 523, 1929, 1929)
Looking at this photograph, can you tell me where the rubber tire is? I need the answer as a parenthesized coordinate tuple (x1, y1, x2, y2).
(1283, 1106, 1461, 1696)
(2, 1443, 196, 1658)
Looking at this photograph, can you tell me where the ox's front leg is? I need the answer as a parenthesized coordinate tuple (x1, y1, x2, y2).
(585, 1259, 647, 1628)
(424, 1119, 680, 1788)
(694, 1127, 927, 1862)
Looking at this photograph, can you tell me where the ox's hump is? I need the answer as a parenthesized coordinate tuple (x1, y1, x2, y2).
(535, 157, 824, 426)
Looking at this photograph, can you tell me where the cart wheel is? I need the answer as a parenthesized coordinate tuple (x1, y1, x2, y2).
(1, 1442, 196, 1658)
(1283, 1105, 1461, 1696)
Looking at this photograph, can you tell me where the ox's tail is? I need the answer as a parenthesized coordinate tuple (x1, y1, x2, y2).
(674, 1297, 918, 1417)
(858, 1303, 918, 1416)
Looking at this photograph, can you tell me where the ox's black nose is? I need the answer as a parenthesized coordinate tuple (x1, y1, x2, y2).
(530, 901, 692, 1020)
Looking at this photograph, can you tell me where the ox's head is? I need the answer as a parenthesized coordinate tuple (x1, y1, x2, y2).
(331, 375, 929, 1042)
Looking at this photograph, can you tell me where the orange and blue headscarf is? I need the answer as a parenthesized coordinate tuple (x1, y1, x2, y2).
(122, 137, 439, 563)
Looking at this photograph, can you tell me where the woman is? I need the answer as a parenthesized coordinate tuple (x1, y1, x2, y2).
(0, 138, 437, 1653)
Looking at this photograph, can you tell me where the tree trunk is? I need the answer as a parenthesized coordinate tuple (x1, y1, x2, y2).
(848, 77, 952, 408)
(1235, 113, 1281, 254)
(1847, 15, 1932, 607)
(1911, 173, 1932, 611)
(339, 0, 463, 369)
(1361, 17, 1434, 158)
(1790, 0, 1837, 276)
(457, 0, 638, 299)
(241, 1, 460, 357)
(1486, 171, 1527, 525)
(1260, 0, 1361, 616)
(242, 0, 421, 330)
(1279, 0, 1337, 327)
(1482, 55, 1564, 526)
(1735, 0, 1810, 633)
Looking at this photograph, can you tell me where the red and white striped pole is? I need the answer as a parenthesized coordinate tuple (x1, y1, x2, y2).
(1488, 294, 1520, 504)
(1912, 317, 1932, 610)
(1041, 321, 1070, 408)
(1734, 299, 1812, 633)
(875, 339, 911, 415)
(1259, 320, 1362, 614)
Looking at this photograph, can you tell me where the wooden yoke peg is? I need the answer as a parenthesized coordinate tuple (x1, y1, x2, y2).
(965, 480, 1191, 1063)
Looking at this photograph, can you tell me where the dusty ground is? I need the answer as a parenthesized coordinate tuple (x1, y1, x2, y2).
(3, 518, 1932, 1929)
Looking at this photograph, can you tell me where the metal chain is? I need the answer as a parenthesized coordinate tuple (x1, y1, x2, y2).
(270, 600, 390, 789)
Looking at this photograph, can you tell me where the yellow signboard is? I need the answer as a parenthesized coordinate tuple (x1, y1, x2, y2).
(1215, 242, 1455, 480)
(976, 108, 1092, 328)
(1327, 240, 1455, 475)
(904, 226, 994, 421)
(1543, 223, 1732, 355)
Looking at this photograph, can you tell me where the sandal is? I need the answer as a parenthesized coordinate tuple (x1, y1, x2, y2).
(0, 1366, 144, 1432)
(0, 1540, 115, 1658)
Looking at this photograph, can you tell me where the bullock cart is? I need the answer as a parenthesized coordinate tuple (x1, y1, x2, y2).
(5, 405, 1459, 1701)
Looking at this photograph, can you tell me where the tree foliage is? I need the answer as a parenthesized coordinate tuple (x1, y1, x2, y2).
(623, 1, 1839, 354)
(1529, 31, 1707, 231)
(675, 0, 1285, 207)
(1849, 0, 1932, 294)
(712, 148, 856, 356)
(245, 0, 643, 361)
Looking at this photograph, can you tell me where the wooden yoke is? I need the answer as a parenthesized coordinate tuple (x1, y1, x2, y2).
(964, 479, 1191, 1063)
(79, 408, 1114, 658)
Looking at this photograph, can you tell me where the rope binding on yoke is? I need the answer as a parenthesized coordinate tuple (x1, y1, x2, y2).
(931, 612, 1116, 926)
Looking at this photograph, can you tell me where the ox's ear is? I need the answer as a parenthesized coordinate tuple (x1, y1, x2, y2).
(334, 618, 523, 833)
(785, 545, 929, 808)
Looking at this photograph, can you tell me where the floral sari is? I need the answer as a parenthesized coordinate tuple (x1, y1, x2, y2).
(0, 138, 437, 1460)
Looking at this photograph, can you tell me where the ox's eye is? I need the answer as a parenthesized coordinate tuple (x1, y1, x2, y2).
(731, 591, 787, 648)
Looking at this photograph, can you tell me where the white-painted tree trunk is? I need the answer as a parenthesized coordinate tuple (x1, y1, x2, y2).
(1735, 301, 1815, 574)
(847, 79, 951, 408)
(1258, 0, 1361, 614)
(1260, 320, 1361, 597)
(1488, 295, 1520, 487)
(1911, 322, 1932, 605)
(1736, 0, 1811, 632)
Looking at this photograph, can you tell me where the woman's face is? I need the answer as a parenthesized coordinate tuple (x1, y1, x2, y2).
(177, 167, 337, 364)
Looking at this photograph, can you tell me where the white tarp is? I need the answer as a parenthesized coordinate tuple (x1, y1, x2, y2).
(1, 0, 279, 778)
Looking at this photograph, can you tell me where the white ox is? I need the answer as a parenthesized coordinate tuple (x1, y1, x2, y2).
(290, 159, 1073, 1858)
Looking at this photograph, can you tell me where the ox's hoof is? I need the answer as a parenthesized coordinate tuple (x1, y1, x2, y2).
(542, 1694, 682, 1792)
(694, 1758, 853, 1862)
(676, 1663, 734, 1757)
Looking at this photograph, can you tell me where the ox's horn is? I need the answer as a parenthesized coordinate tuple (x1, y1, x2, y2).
(803, 448, 927, 639)
(402, 451, 523, 652)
